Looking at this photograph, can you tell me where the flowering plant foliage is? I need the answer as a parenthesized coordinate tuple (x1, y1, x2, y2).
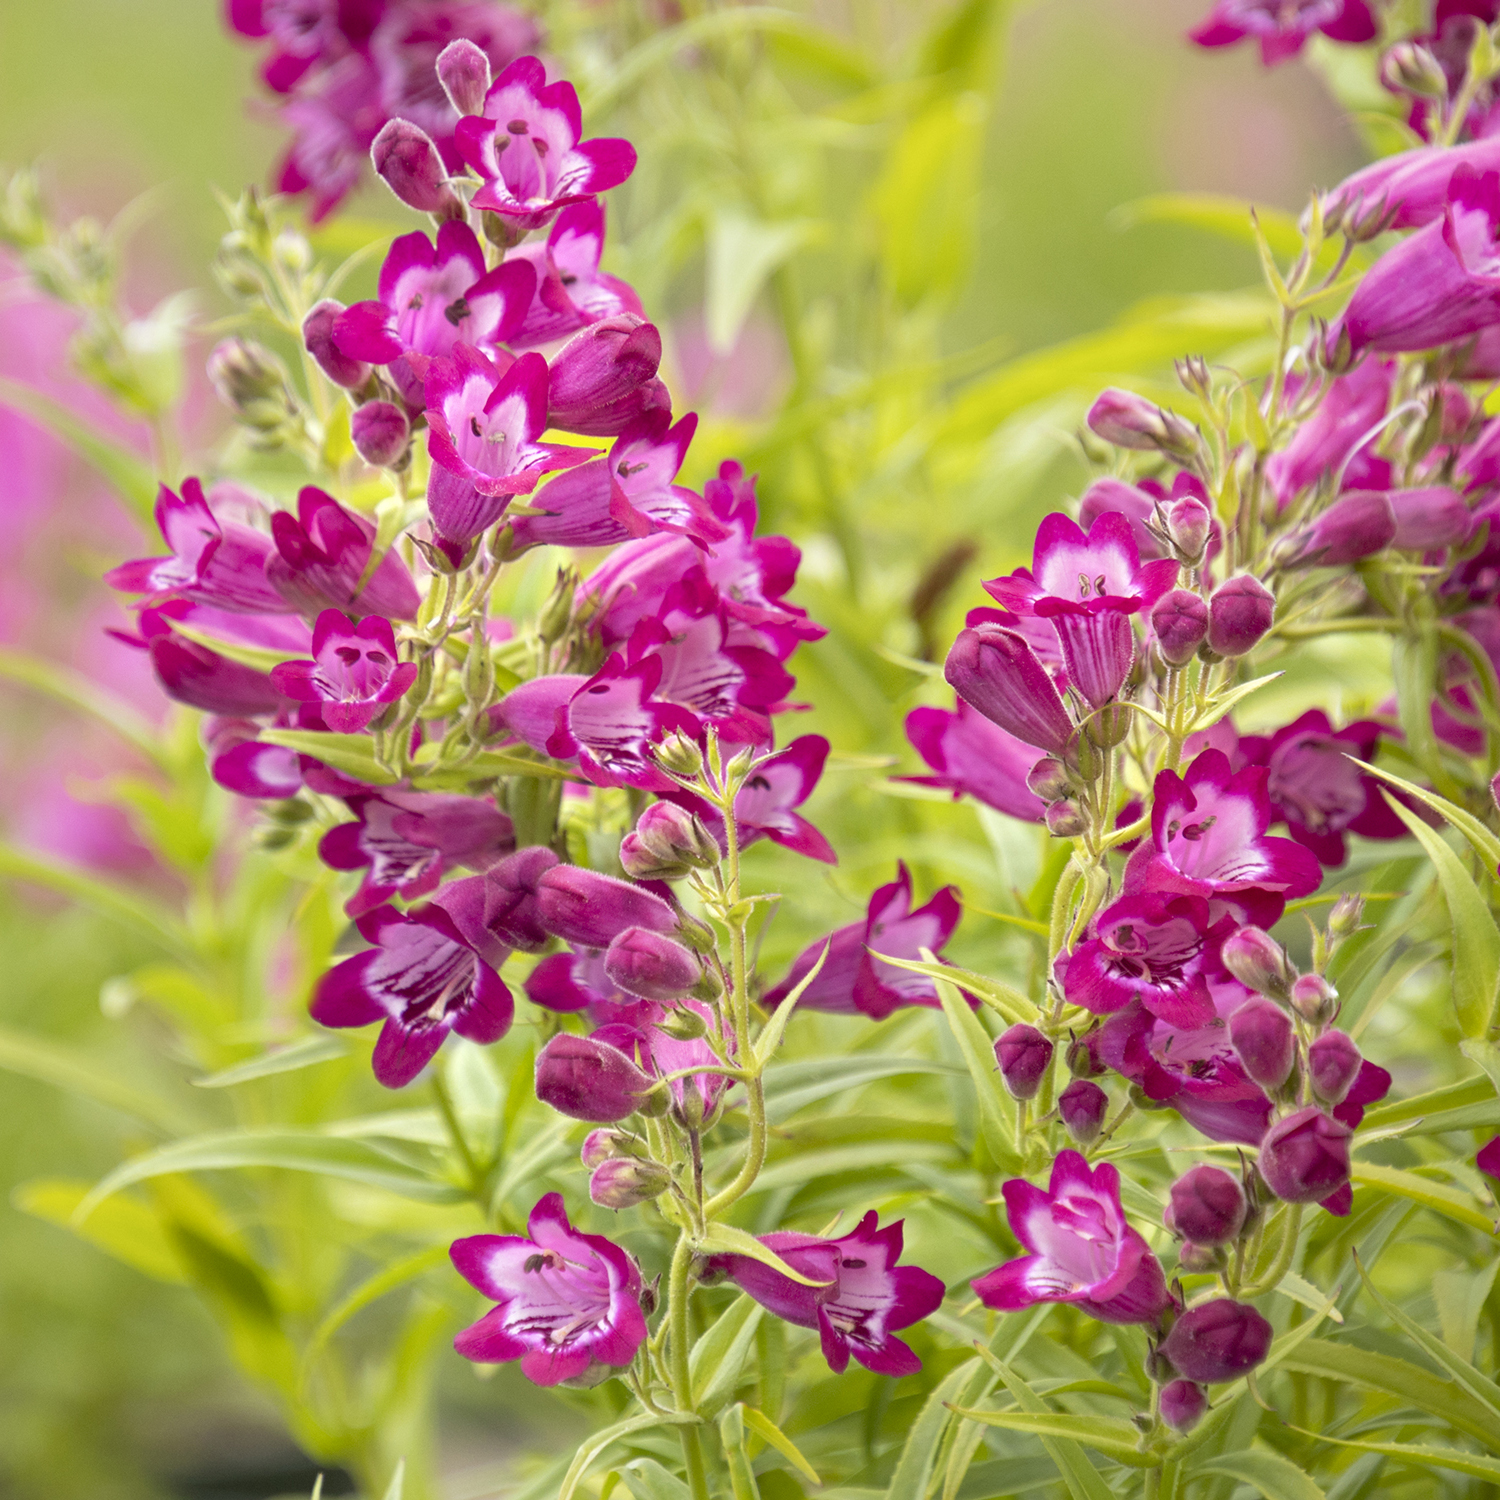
(4, 4, 1500, 1499)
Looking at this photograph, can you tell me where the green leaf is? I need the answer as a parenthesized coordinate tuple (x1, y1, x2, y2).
(870, 953, 1037, 1025)
(1351, 1163, 1497, 1235)
(1110, 193, 1305, 257)
(14, 1177, 185, 1283)
(933, 967, 1021, 1172)
(719, 1404, 761, 1500)
(1275, 1271, 1344, 1325)
(622, 1459, 691, 1500)
(946, 1405, 1153, 1468)
(410, 744, 573, 784)
(761, 1055, 963, 1120)
(753, 941, 828, 1068)
(193, 1035, 349, 1088)
(76, 1128, 465, 1221)
(1283, 1428, 1500, 1484)
(886, 1357, 991, 1500)
(1355, 759, 1500, 872)
(694, 1224, 833, 1288)
(741, 1407, 820, 1485)
(1192, 671, 1284, 731)
(1195, 1448, 1325, 1500)
(706, 210, 816, 355)
(558, 1412, 688, 1500)
(0, 374, 158, 524)
(1360, 1074, 1496, 1131)
(259, 729, 400, 785)
(1433, 1260, 1499, 1365)
(1382, 795, 1500, 1036)
(690, 1293, 762, 1418)
(380, 1463, 404, 1500)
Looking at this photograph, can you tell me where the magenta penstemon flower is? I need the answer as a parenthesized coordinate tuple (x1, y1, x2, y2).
(972, 1150, 1173, 1325)
(450, 1193, 648, 1387)
(269, 609, 419, 732)
(506, 199, 643, 347)
(706, 1212, 944, 1375)
(1189, 0, 1376, 66)
(902, 700, 1047, 822)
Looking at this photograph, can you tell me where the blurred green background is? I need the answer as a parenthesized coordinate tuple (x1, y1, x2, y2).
(0, 2, 1367, 1496)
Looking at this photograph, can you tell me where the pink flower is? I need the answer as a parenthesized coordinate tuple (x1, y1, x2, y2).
(451, 1193, 647, 1387)
(506, 199, 643, 348)
(267, 485, 421, 619)
(1189, 0, 1375, 66)
(973, 1151, 1173, 1326)
(270, 610, 419, 732)
(1264, 361, 1395, 507)
(901, 701, 1047, 822)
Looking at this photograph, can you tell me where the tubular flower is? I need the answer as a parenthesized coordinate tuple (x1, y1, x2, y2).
(901, 701, 1047, 821)
(450, 1193, 647, 1387)
(506, 199, 643, 347)
(706, 1212, 944, 1376)
(1189, 0, 1376, 66)
(269, 610, 418, 732)
(973, 1151, 1174, 1326)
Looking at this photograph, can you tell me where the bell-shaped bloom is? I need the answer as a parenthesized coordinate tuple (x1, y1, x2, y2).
(477, 844, 560, 951)
(535, 863, 679, 949)
(507, 410, 728, 551)
(1166, 1165, 1247, 1246)
(944, 622, 1074, 755)
(973, 1151, 1174, 1326)
(425, 345, 595, 542)
(451, 1193, 647, 1387)
(270, 610, 418, 733)
(705, 1212, 944, 1376)
(332, 223, 536, 409)
(205, 715, 308, 799)
(545, 315, 669, 437)
(268, 486, 421, 619)
(1344, 167, 1500, 357)
(533, 1031, 658, 1121)
(1078, 478, 1169, 561)
(106, 479, 289, 614)
(901, 701, 1047, 822)
(1477, 1135, 1500, 1181)
(1064, 893, 1229, 1030)
(1237, 710, 1406, 866)
(765, 862, 963, 1021)
(1324, 137, 1500, 233)
(1123, 750, 1323, 926)
(1189, 0, 1375, 65)
(1272, 490, 1397, 569)
(1387, 486, 1474, 549)
(1161, 1299, 1272, 1383)
(1258, 1105, 1352, 1202)
(1264, 360, 1394, 507)
(507, 199, 643, 347)
(319, 790, 514, 915)
(455, 55, 636, 233)
(526, 945, 654, 1027)
(273, 53, 384, 221)
(311, 901, 514, 1088)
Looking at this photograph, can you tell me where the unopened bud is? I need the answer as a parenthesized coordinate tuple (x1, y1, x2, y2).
(1328, 892, 1366, 940)
(654, 732, 704, 778)
(580, 1128, 640, 1169)
(1228, 997, 1297, 1092)
(1176, 355, 1211, 400)
(371, 118, 467, 220)
(1164, 496, 1212, 567)
(207, 338, 298, 433)
(1151, 588, 1210, 667)
(1046, 800, 1088, 838)
(1380, 40, 1449, 97)
(1058, 1078, 1109, 1144)
(1258, 1106, 1351, 1204)
(303, 299, 370, 389)
(620, 800, 722, 879)
(1221, 926, 1297, 999)
(654, 1005, 711, 1041)
(1165, 1165, 1247, 1245)
(1177, 1241, 1222, 1274)
(1066, 1032, 1108, 1079)
(604, 927, 703, 1001)
(351, 399, 410, 467)
(1159, 1379, 1208, 1434)
(1271, 491, 1396, 570)
(1206, 575, 1274, 657)
(995, 1024, 1053, 1100)
(588, 1155, 672, 1209)
(436, 38, 492, 116)
(1026, 757, 1073, 803)
(1290, 973, 1338, 1025)
(1308, 1030, 1362, 1106)
(1161, 1299, 1273, 1383)
(537, 568, 578, 645)
(1086, 386, 1198, 460)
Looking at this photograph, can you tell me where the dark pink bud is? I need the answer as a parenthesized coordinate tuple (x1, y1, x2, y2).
(1164, 495, 1212, 565)
(1291, 973, 1338, 1025)
(1159, 1379, 1208, 1433)
(304, 299, 370, 389)
(619, 801, 721, 879)
(1166, 1165, 1247, 1246)
(547, 315, 667, 436)
(1058, 1078, 1109, 1144)
(588, 1155, 672, 1208)
(1161, 1299, 1272, 1383)
(1228, 997, 1296, 1092)
(1206, 575, 1274, 657)
(1271, 491, 1397, 570)
(535, 1033, 656, 1123)
(536, 865, 679, 948)
(1087, 387, 1197, 457)
(1308, 1030, 1363, 1106)
(436, 38, 491, 116)
(1221, 927, 1296, 999)
(603, 926, 703, 1001)
(1258, 1106, 1352, 1203)
(371, 118, 467, 220)
(995, 1024, 1053, 1100)
(1026, 757, 1072, 803)
(1387, 486, 1472, 550)
(580, 1128, 637, 1169)
(1046, 800, 1087, 838)
(1151, 589, 1209, 667)
(944, 624, 1074, 756)
(351, 400, 410, 467)
(1478, 1135, 1500, 1181)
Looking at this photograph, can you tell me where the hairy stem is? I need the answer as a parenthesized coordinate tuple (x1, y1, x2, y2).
(667, 1233, 711, 1500)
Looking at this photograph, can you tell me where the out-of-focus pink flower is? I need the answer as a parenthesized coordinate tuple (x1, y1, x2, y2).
(901, 700, 1046, 821)
(1189, 0, 1376, 67)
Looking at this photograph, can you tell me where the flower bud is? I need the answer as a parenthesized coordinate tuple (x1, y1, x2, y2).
(436, 38, 491, 116)
(1478, 1136, 1500, 1182)
(1271, 491, 1397, 570)
(1160, 1299, 1272, 1383)
(547, 315, 667, 436)
(1257, 1106, 1352, 1203)
(1151, 589, 1210, 667)
(536, 865, 679, 948)
(654, 1005, 710, 1041)
(1388, 486, 1472, 550)
(1177, 1241, 1221, 1273)
(995, 1024, 1053, 1101)
(604, 926, 703, 1001)
(371, 118, 467, 220)
(1166, 1165, 1247, 1246)
(588, 1155, 672, 1209)
(1290, 973, 1338, 1026)
(1046, 800, 1088, 838)
(1066, 1032, 1108, 1078)
(1026, 757, 1073, 803)
(655, 732, 705, 778)
(1206, 575, 1274, 657)
(1228, 997, 1297, 1092)
(619, 801, 721, 879)
(1327, 892, 1365, 941)
(535, 1033, 656, 1123)
(207, 338, 298, 433)
(1058, 1078, 1109, 1144)
(1159, 1379, 1208, 1434)
(1380, 40, 1449, 98)
(1221, 927, 1296, 1000)
(1087, 387, 1198, 459)
(1308, 1030, 1363, 1106)
(580, 1128, 639, 1169)
(351, 399, 410, 468)
(303, 299, 370, 389)
(1164, 496, 1212, 566)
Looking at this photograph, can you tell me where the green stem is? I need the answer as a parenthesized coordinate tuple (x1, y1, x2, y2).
(668, 1233, 711, 1500)
(1241, 1203, 1303, 1297)
(431, 1071, 483, 1197)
